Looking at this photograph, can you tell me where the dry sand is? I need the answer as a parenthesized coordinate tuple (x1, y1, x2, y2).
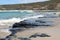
(15, 18, 60, 40)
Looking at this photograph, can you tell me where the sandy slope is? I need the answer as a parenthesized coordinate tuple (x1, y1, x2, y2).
(15, 18, 60, 40)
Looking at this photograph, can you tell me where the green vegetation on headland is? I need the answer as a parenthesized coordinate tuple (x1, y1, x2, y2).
(0, 0, 60, 10)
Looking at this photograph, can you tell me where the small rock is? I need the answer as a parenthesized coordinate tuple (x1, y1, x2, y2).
(29, 33, 50, 38)
(19, 38, 31, 40)
(39, 33, 50, 37)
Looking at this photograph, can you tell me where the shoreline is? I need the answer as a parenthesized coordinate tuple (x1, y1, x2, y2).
(0, 18, 60, 40)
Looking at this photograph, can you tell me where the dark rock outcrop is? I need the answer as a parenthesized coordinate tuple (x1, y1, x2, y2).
(29, 33, 50, 38)
(12, 19, 53, 28)
(12, 16, 54, 28)
(19, 38, 31, 40)
(39, 33, 50, 37)
(12, 21, 38, 28)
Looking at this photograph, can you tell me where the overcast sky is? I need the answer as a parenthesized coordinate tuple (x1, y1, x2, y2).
(0, 0, 50, 5)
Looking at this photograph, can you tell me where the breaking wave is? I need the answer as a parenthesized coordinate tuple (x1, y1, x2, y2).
(0, 15, 44, 26)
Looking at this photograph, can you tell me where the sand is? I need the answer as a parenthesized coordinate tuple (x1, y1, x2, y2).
(0, 18, 60, 40)
(0, 30, 11, 38)
(15, 18, 60, 40)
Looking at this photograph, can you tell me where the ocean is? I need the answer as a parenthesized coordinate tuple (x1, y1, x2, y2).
(0, 10, 60, 28)
(0, 10, 42, 26)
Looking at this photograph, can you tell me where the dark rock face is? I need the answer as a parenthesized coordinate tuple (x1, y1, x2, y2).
(12, 20, 40, 28)
(12, 22, 36, 28)
(0, 39, 6, 40)
(12, 21, 30, 28)
(29, 33, 50, 38)
(19, 38, 31, 40)
(12, 19, 53, 28)
(35, 20, 46, 23)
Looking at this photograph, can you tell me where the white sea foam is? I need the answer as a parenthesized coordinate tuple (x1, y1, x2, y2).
(0, 18, 21, 26)
(0, 10, 34, 13)
(20, 10, 34, 12)
(0, 15, 44, 26)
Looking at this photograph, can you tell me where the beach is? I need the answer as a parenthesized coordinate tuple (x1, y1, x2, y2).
(14, 18, 60, 40)
(0, 18, 60, 40)
(0, 11, 60, 40)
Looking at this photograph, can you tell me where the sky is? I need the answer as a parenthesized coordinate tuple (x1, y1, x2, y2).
(0, 0, 50, 5)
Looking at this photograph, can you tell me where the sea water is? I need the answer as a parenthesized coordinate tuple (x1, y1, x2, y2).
(0, 10, 60, 27)
(0, 10, 60, 33)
